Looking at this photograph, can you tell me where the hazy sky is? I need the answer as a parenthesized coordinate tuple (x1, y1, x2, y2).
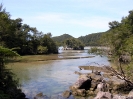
(1, 0, 133, 37)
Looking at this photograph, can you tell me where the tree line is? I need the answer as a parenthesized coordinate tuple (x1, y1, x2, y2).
(0, 4, 58, 55)
(100, 10, 133, 87)
(78, 32, 104, 46)
(52, 33, 104, 47)
(52, 34, 85, 49)
(63, 38, 84, 50)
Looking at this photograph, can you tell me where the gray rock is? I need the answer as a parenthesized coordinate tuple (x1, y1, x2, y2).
(106, 76, 125, 91)
(94, 91, 112, 99)
(112, 94, 127, 99)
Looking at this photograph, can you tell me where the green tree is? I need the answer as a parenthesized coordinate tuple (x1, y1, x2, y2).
(64, 38, 84, 50)
(102, 10, 133, 87)
(41, 33, 58, 54)
(0, 46, 27, 99)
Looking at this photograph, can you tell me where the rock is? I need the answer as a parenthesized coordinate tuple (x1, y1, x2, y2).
(75, 71, 82, 75)
(79, 79, 91, 90)
(119, 54, 131, 63)
(106, 76, 125, 91)
(69, 85, 79, 91)
(89, 88, 94, 91)
(34, 92, 47, 99)
(70, 74, 91, 91)
(72, 91, 78, 96)
(97, 81, 109, 92)
(72, 89, 86, 96)
(89, 73, 103, 82)
(94, 91, 112, 99)
(20, 92, 26, 98)
(62, 90, 71, 98)
(94, 71, 101, 75)
(91, 81, 98, 90)
(112, 94, 127, 99)
(76, 89, 86, 96)
(86, 90, 94, 95)
(128, 89, 133, 98)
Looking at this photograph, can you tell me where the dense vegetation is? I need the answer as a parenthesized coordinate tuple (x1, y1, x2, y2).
(101, 10, 133, 86)
(0, 46, 27, 99)
(101, 11, 133, 57)
(0, 4, 58, 55)
(52, 33, 74, 45)
(52, 34, 85, 49)
(52, 33, 104, 47)
(0, 4, 58, 98)
(63, 38, 84, 50)
(78, 32, 104, 46)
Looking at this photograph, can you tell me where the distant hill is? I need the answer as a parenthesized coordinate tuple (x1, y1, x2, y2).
(78, 32, 105, 46)
(52, 32, 105, 46)
(52, 34, 74, 42)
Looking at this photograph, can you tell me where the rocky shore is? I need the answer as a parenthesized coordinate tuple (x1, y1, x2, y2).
(62, 66, 133, 99)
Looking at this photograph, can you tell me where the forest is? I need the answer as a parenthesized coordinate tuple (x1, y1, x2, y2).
(0, 4, 58, 55)
(100, 10, 133, 87)
(52, 33, 103, 47)
(78, 32, 104, 46)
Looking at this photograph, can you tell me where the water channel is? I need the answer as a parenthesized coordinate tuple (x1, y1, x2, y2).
(7, 48, 110, 99)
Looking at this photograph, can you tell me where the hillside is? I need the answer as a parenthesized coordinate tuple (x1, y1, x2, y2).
(52, 34, 74, 43)
(52, 32, 105, 46)
(78, 32, 105, 46)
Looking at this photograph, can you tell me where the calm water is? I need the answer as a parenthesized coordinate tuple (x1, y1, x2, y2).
(7, 49, 110, 99)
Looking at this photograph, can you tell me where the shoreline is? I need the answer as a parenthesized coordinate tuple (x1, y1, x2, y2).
(9, 55, 95, 63)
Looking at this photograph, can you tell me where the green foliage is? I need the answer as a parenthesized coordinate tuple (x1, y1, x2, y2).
(78, 32, 104, 46)
(63, 38, 85, 50)
(52, 34, 74, 44)
(37, 46, 48, 54)
(101, 10, 133, 84)
(0, 4, 58, 55)
(103, 11, 133, 57)
(88, 47, 98, 53)
(41, 34, 58, 54)
(0, 90, 10, 99)
(0, 46, 26, 99)
(0, 46, 19, 58)
(88, 47, 103, 56)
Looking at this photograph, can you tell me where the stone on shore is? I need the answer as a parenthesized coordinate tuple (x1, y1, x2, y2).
(128, 89, 133, 98)
(62, 90, 71, 98)
(34, 93, 47, 99)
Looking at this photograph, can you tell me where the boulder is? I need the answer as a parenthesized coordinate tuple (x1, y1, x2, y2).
(94, 91, 112, 99)
(72, 89, 86, 96)
(112, 94, 127, 99)
(128, 89, 133, 98)
(91, 81, 98, 90)
(88, 73, 103, 82)
(62, 90, 71, 98)
(119, 54, 131, 63)
(34, 93, 47, 99)
(70, 74, 91, 91)
(106, 76, 125, 91)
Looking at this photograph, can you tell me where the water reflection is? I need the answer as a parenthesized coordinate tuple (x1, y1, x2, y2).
(8, 50, 110, 98)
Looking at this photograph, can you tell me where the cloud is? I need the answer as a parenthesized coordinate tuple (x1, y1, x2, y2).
(17, 12, 112, 30)
(8, 0, 133, 37)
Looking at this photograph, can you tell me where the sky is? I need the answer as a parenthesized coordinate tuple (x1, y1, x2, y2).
(1, 0, 133, 38)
